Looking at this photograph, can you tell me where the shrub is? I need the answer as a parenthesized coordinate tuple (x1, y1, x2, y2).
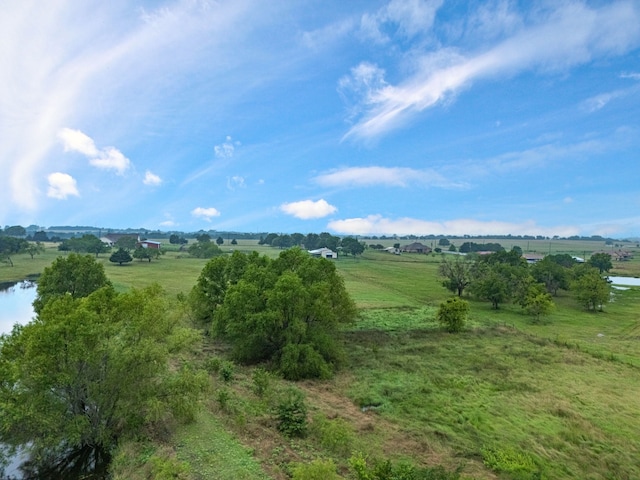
(311, 414, 354, 457)
(276, 388, 308, 437)
(291, 458, 340, 480)
(436, 297, 469, 333)
(220, 361, 234, 383)
(251, 367, 271, 398)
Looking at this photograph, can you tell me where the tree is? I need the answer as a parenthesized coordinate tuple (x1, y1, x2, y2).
(216, 236, 224, 246)
(188, 241, 222, 258)
(531, 257, 570, 296)
(439, 257, 473, 297)
(469, 263, 511, 309)
(523, 289, 555, 322)
(33, 253, 111, 314)
(231, 238, 238, 245)
(133, 246, 153, 262)
(436, 297, 469, 333)
(196, 233, 211, 243)
(115, 235, 138, 252)
(109, 248, 133, 266)
(25, 241, 46, 259)
(209, 248, 357, 380)
(0, 236, 28, 266)
(3, 225, 26, 237)
(169, 234, 187, 245)
(32, 231, 49, 242)
(588, 253, 613, 274)
(341, 237, 365, 257)
(0, 285, 207, 472)
(572, 268, 611, 311)
(438, 238, 450, 246)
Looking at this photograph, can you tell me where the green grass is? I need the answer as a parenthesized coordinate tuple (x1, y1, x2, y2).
(174, 411, 270, 480)
(5, 240, 640, 479)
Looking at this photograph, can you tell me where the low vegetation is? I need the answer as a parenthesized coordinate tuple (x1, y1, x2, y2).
(1, 236, 640, 479)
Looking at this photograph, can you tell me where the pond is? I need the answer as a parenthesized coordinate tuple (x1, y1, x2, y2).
(608, 276, 640, 287)
(0, 282, 110, 479)
(0, 280, 36, 335)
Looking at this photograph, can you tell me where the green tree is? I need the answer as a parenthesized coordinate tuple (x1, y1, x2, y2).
(588, 252, 613, 274)
(211, 248, 357, 379)
(439, 257, 473, 297)
(523, 289, 555, 322)
(3, 225, 26, 237)
(188, 241, 222, 258)
(115, 235, 138, 252)
(0, 236, 28, 266)
(469, 263, 511, 309)
(230, 238, 238, 245)
(438, 238, 450, 246)
(572, 268, 611, 311)
(436, 297, 469, 333)
(109, 247, 133, 266)
(196, 233, 211, 243)
(531, 257, 570, 296)
(132, 246, 159, 262)
(0, 285, 207, 469)
(25, 241, 46, 259)
(33, 253, 111, 314)
(216, 236, 224, 245)
(341, 236, 365, 257)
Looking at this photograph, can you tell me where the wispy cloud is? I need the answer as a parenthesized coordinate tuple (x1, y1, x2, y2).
(191, 206, 221, 221)
(280, 199, 337, 219)
(47, 172, 79, 200)
(315, 166, 465, 189)
(227, 175, 245, 190)
(581, 84, 640, 112)
(143, 170, 162, 186)
(359, 0, 443, 44)
(58, 127, 131, 175)
(328, 214, 579, 238)
(214, 136, 237, 159)
(344, 1, 640, 139)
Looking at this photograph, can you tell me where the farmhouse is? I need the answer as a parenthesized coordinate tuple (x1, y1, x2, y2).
(138, 240, 161, 249)
(308, 247, 338, 259)
(523, 253, 545, 264)
(401, 242, 432, 254)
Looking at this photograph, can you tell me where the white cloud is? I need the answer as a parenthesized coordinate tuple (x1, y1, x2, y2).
(159, 220, 176, 227)
(315, 166, 465, 189)
(345, 1, 640, 139)
(58, 128, 99, 157)
(327, 214, 579, 238)
(58, 128, 131, 175)
(581, 84, 640, 112)
(89, 146, 131, 175)
(47, 172, 79, 199)
(214, 136, 235, 158)
(620, 72, 640, 80)
(143, 170, 162, 186)
(280, 199, 337, 219)
(227, 175, 245, 190)
(359, 0, 443, 44)
(191, 206, 221, 221)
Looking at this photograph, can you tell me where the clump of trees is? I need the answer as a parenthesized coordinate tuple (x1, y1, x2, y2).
(0, 256, 207, 475)
(191, 248, 357, 380)
(58, 234, 110, 257)
(439, 249, 613, 319)
(188, 236, 223, 258)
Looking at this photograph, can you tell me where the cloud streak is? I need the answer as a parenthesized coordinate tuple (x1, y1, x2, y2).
(344, 1, 640, 139)
(328, 214, 579, 238)
(315, 166, 465, 189)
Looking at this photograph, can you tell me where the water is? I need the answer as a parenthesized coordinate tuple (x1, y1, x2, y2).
(0, 281, 36, 335)
(607, 276, 640, 287)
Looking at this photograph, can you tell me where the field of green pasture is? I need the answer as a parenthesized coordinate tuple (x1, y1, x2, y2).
(3, 239, 640, 479)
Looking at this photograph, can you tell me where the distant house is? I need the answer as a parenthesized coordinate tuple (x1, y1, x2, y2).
(523, 253, 545, 264)
(138, 240, 161, 250)
(592, 250, 633, 262)
(401, 242, 432, 254)
(101, 233, 140, 246)
(308, 247, 338, 259)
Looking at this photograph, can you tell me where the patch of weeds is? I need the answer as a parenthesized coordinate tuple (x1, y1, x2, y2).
(252, 367, 272, 398)
(290, 458, 341, 480)
(311, 414, 355, 457)
(220, 360, 234, 383)
(276, 387, 308, 438)
(482, 444, 540, 478)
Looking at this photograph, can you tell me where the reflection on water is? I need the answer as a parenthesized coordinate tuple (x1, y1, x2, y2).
(608, 276, 640, 287)
(0, 280, 36, 335)
(1, 446, 110, 480)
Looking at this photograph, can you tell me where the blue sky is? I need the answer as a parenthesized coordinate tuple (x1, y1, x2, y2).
(2, 0, 640, 238)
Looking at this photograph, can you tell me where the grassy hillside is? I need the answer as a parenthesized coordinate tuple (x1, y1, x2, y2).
(3, 241, 640, 479)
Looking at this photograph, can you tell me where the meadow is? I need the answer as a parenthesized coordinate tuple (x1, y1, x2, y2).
(2, 238, 640, 479)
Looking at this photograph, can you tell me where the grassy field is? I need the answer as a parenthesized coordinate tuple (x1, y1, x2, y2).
(3, 239, 640, 479)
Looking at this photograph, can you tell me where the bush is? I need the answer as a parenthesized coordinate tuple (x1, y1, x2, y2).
(311, 414, 354, 457)
(291, 458, 340, 480)
(251, 368, 271, 398)
(436, 297, 469, 333)
(279, 343, 332, 381)
(220, 361, 234, 383)
(276, 388, 308, 437)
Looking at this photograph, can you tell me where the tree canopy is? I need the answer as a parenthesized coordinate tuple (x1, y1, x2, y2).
(0, 285, 206, 469)
(109, 247, 133, 265)
(192, 248, 357, 379)
(33, 253, 111, 314)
